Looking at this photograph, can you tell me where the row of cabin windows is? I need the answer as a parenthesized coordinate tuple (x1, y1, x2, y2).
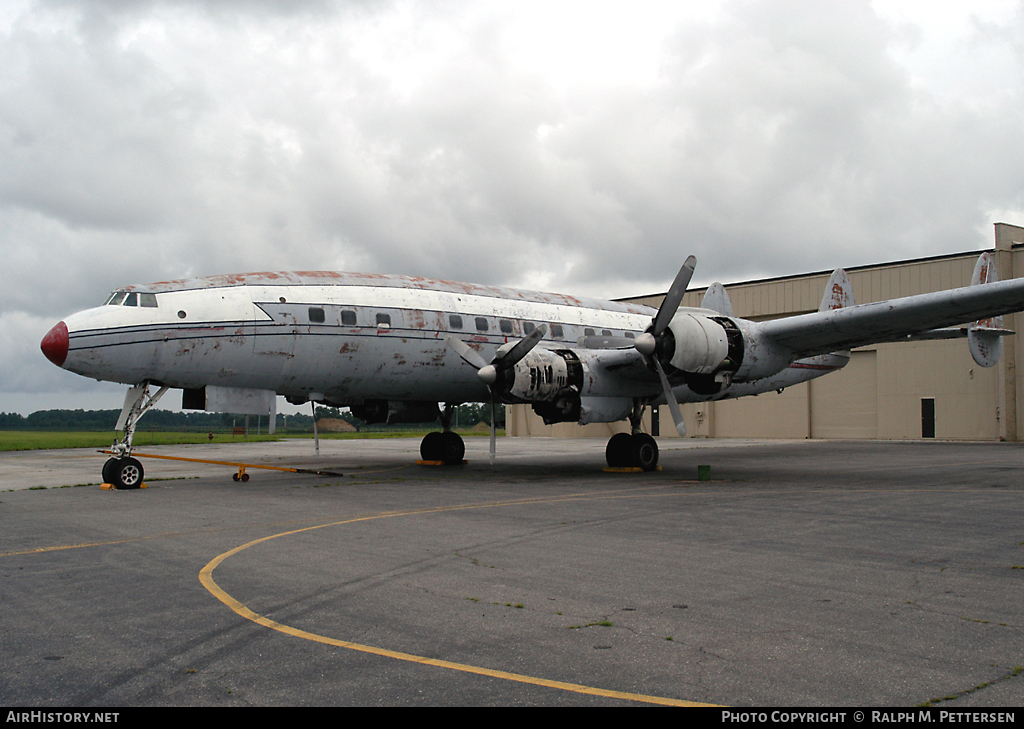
(307, 306, 635, 340)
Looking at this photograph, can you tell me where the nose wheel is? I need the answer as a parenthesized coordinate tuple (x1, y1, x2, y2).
(102, 457, 145, 489)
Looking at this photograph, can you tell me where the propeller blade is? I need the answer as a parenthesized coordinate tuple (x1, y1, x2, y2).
(495, 324, 548, 368)
(651, 356, 686, 437)
(445, 334, 489, 370)
(489, 398, 497, 464)
(651, 255, 696, 337)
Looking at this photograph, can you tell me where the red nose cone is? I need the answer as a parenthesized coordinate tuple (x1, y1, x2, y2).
(41, 321, 69, 367)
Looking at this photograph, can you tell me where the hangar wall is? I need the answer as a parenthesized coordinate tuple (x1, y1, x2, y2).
(508, 223, 1024, 442)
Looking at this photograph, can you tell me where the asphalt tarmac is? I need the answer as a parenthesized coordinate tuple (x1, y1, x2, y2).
(0, 436, 1022, 707)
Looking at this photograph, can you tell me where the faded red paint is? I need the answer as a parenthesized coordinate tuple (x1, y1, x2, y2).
(40, 321, 69, 367)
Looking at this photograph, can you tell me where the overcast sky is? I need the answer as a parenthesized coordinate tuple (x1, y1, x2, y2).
(1, 0, 1022, 415)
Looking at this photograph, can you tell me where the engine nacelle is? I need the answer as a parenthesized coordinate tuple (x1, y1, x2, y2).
(489, 348, 585, 425)
(662, 314, 793, 395)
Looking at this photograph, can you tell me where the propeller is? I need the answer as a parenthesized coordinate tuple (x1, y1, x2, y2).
(446, 324, 548, 462)
(579, 256, 695, 436)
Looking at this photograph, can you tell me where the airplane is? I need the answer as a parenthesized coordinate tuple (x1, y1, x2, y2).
(39, 252, 1024, 489)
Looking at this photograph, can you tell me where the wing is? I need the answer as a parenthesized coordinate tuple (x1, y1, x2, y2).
(758, 276, 1024, 359)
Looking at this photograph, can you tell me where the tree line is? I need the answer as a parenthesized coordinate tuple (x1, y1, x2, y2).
(0, 403, 503, 431)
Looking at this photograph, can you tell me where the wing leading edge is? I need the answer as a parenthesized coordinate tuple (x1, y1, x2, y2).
(758, 274, 1024, 360)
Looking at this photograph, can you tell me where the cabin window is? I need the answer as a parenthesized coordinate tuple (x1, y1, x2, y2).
(499, 319, 513, 334)
(376, 313, 391, 327)
(449, 314, 463, 329)
(123, 292, 138, 307)
(308, 307, 325, 323)
(551, 324, 564, 338)
(625, 332, 635, 339)
(341, 310, 356, 326)
(139, 293, 158, 308)
(602, 330, 612, 337)
(523, 322, 535, 335)
(584, 328, 595, 336)
(475, 317, 489, 332)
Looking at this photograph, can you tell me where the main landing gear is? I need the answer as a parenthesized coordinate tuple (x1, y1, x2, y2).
(605, 432, 659, 471)
(604, 400, 660, 471)
(419, 403, 466, 465)
(102, 382, 168, 489)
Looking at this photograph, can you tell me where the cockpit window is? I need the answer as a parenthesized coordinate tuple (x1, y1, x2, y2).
(104, 291, 158, 307)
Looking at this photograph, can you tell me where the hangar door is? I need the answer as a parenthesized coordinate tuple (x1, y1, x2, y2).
(809, 350, 878, 439)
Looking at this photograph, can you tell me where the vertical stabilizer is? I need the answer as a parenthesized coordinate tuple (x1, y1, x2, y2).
(701, 282, 734, 316)
(968, 252, 1004, 367)
(819, 269, 855, 312)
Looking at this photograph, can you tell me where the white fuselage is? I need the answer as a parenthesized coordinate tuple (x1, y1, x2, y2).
(53, 272, 845, 414)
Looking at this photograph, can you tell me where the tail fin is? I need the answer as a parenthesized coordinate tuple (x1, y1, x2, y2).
(968, 252, 1005, 367)
(819, 269, 855, 312)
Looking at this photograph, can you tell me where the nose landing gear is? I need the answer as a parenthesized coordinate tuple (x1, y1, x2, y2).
(102, 381, 167, 489)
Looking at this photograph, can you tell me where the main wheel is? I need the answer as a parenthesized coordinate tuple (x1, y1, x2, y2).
(438, 431, 465, 465)
(420, 431, 444, 461)
(605, 433, 634, 468)
(630, 433, 659, 471)
(110, 457, 145, 489)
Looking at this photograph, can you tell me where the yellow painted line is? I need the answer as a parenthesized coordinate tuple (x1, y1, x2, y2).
(0, 538, 143, 557)
(199, 493, 718, 707)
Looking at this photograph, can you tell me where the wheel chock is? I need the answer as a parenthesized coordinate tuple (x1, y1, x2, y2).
(602, 466, 662, 473)
(100, 482, 148, 490)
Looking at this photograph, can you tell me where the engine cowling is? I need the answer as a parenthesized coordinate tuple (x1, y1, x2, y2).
(487, 348, 585, 425)
(666, 314, 731, 374)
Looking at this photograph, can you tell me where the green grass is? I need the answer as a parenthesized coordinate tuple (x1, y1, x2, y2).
(0, 428, 504, 452)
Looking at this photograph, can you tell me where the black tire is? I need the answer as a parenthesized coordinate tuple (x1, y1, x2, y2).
(111, 457, 145, 490)
(420, 431, 443, 461)
(630, 434, 659, 471)
(438, 431, 465, 465)
(605, 433, 634, 468)
(101, 458, 119, 485)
